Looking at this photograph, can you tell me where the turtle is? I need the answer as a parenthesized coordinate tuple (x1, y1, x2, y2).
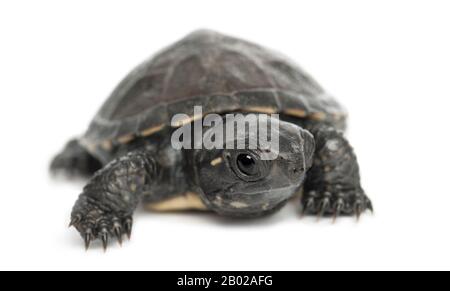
(51, 30, 372, 250)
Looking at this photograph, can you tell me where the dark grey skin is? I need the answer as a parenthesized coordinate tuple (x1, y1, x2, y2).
(51, 30, 372, 250)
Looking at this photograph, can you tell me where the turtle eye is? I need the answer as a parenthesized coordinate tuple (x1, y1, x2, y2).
(236, 154, 258, 176)
(227, 151, 269, 182)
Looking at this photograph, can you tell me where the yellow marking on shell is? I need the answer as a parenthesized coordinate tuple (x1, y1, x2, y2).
(210, 157, 223, 167)
(117, 134, 135, 144)
(310, 112, 327, 121)
(172, 114, 203, 128)
(141, 124, 165, 137)
(243, 107, 278, 114)
(230, 201, 249, 209)
(145, 192, 208, 212)
(284, 109, 308, 118)
(86, 143, 98, 153)
(100, 140, 113, 151)
(332, 112, 347, 121)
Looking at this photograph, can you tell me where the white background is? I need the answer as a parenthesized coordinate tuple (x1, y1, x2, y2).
(0, 0, 449, 271)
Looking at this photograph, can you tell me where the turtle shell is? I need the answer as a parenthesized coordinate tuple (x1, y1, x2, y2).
(82, 30, 346, 152)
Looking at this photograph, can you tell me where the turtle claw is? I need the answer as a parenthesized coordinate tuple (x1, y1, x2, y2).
(355, 200, 364, 221)
(332, 199, 344, 223)
(367, 200, 374, 214)
(84, 231, 93, 251)
(113, 226, 123, 246)
(301, 197, 315, 217)
(301, 189, 372, 220)
(69, 215, 81, 228)
(70, 208, 134, 251)
(100, 231, 109, 252)
(317, 197, 330, 221)
(125, 218, 133, 240)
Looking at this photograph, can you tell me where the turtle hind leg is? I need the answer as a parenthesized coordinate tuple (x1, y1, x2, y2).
(301, 125, 372, 220)
(51, 139, 102, 178)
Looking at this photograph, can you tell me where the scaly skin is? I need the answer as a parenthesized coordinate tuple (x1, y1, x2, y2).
(69, 150, 159, 250)
(302, 124, 373, 220)
(56, 120, 372, 251)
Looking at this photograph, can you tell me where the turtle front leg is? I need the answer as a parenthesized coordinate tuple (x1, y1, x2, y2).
(301, 125, 372, 220)
(70, 150, 159, 250)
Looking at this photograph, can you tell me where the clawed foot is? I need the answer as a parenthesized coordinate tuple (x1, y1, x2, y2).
(301, 189, 373, 221)
(70, 197, 133, 251)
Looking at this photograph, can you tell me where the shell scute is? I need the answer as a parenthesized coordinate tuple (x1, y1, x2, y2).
(83, 30, 346, 153)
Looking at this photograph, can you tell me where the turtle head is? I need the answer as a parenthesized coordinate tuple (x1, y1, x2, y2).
(193, 116, 315, 217)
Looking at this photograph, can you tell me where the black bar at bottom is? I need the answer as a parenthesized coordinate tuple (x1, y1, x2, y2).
(141, 272, 300, 289)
